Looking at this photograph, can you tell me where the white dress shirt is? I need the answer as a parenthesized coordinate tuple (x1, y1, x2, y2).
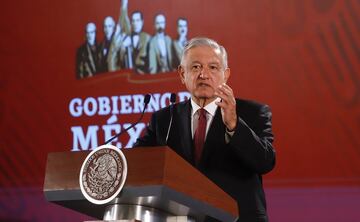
(156, 33, 167, 58)
(132, 34, 140, 48)
(191, 97, 235, 142)
(190, 98, 220, 139)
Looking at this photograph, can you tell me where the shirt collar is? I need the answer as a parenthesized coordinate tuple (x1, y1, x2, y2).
(191, 97, 220, 117)
(156, 32, 165, 38)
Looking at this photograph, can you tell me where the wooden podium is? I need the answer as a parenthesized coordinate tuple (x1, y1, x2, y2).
(44, 146, 238, 221)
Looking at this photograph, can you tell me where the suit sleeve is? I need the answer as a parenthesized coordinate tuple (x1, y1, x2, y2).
(229, 104, 276, 174)
(76, 47, 83, 79)
(133, 112, 158, 147)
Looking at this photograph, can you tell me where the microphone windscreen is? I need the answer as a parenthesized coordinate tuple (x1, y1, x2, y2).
(144, 94, 151, 105)
(170, 93, 177, 104)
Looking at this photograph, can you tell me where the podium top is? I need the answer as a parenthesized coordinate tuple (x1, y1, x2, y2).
(44, 146, 238, 221)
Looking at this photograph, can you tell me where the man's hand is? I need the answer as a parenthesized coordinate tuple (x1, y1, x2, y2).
(215, 83, 237, 131)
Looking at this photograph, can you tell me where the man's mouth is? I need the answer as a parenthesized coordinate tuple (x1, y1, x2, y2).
(197, 83, 211, 87)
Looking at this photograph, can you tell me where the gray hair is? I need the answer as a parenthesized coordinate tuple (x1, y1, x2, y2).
(181, 37, 228, 69)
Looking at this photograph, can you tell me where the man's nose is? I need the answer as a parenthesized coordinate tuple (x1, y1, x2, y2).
(199, 67, 210, 79)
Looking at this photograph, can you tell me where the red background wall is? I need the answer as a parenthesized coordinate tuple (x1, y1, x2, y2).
(1, 0, 360, 221)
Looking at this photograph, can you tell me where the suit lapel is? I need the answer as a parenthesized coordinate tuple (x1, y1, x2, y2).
(176, 100, 194, 163)
(200, 107, 225, 165)
(154, 35, 162, 64)
(137, 33, 144, 50)
(172, 101, 225, 166)
(165, 36, 172, 66)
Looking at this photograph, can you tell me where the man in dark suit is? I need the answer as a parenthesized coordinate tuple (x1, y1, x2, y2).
(172, 18, 188, 69)
(98, 16, 116, 73)
(148, 13, 173, 74)
(121, 10, 151, 74)
(76, 22, 99, 79)
(134, 37, 276, 222)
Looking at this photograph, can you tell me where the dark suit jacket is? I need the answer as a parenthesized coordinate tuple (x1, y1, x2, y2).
(130, 32, 151, 74)
(76, 42, 99, 79)
(134, 98, 276, 222)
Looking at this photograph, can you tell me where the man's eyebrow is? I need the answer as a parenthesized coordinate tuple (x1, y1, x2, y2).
(208, 61, 221, 66)
(190, 61, 201, 65)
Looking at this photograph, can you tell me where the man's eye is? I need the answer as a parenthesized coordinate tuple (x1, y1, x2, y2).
(210, 65, 218, 70)
(192, 65, 201, 70)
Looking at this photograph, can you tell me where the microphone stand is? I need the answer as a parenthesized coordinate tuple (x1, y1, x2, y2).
(165, 93, 177, 144)
(102, 94, 151, 146)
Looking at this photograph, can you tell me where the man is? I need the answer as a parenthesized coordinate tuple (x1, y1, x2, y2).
(148, 13, 173, 74)
(76, 22, 98, 79)
(129, 11, 151, 73)
(172, 18, 188, 69)
(120, 10, 151, 74)
(98, 16, 116, 72)
(134, 37, 276, 222)
(112, 0, 150, 74)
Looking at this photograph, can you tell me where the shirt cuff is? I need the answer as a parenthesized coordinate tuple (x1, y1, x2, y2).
(225, 128, 235, 143)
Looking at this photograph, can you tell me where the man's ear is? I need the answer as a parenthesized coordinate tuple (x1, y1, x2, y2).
(178, 65, 185, 84)
(224, 68, 230, 83)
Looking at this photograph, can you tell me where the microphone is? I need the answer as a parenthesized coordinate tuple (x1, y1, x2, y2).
(103, 94, 151, 145)
(165, 93, 177, 144)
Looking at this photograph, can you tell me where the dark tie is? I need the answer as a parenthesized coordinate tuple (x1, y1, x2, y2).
(194, 108, 207, 164)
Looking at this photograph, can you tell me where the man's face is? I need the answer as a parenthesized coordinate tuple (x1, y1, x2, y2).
(103, 17, 115, 40)
(179, 46, 230, 103)
(131, 13, 143, 33)
(154, 14, 166, 33)
(86, 23, 96, 46)
(177, 19, 188, 37)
